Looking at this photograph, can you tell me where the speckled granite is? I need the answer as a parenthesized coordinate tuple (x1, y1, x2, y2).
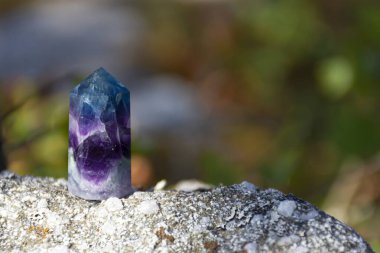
(0, 172, 374, 253)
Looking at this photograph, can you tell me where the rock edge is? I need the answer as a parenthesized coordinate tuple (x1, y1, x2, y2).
(0, 172, 374, 253)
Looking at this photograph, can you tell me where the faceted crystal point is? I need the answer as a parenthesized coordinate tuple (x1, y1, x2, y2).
(68, 68, 132, 200)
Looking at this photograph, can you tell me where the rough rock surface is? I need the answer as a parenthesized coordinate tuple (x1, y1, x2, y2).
(0, 172, 373, 253)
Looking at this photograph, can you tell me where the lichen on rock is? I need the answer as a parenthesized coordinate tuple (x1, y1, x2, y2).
(0, 172, 374, 253)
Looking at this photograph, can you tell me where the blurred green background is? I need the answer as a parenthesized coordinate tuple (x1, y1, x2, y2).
(0, 0, 380, 249)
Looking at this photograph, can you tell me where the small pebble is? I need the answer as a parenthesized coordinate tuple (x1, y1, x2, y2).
(240, 181, 256, 193)
(104, 197, 123, 212)
(277, 200, 296, 218)
(101, 221, 116, 235)
(37, 199, 48, 209)
(154, 180, 167, 191)
(244, 242, 258, 253)
(138, 200, 160, 215)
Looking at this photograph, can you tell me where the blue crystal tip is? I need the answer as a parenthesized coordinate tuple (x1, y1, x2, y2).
(93, 67, 110, 77)
(81, 67, 129, 92)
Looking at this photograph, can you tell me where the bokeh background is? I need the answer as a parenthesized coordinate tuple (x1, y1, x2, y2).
(0, 0, 379, 248)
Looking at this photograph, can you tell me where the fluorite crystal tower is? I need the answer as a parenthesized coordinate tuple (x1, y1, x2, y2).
(68, 68, 132, 200)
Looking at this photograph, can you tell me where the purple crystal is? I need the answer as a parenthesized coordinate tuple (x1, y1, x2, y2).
(68, 68, 132, 200)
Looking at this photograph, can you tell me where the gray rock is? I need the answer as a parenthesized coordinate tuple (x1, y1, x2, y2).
(0, 173, 373, 253)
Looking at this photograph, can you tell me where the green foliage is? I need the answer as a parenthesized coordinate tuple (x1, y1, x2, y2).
(329, 105, 380, 158)
(317, 57, 354, 99)
(201, 152, 242, 186)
